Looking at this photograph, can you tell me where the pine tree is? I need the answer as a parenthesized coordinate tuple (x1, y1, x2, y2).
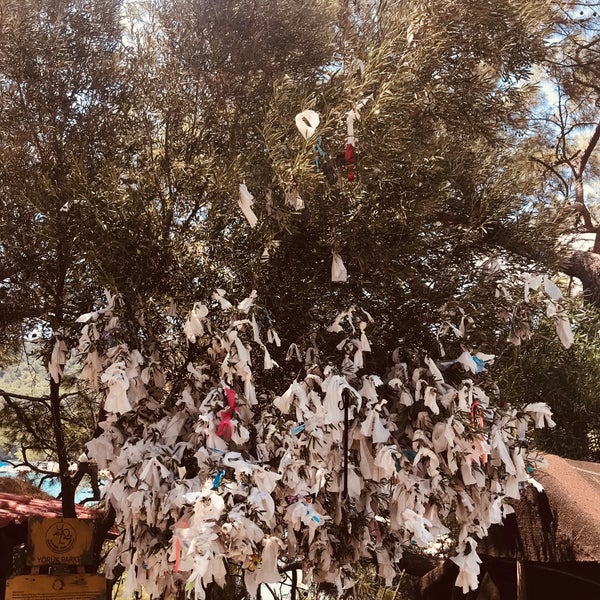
(0, 0, 127, 515)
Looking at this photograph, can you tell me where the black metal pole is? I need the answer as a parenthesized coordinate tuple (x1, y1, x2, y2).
(291, 569, 297, 600)
(342, 389, 350, 500)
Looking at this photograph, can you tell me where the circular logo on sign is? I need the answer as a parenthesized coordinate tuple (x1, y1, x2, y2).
(46, 521, 76, 554)
(52, 578, 64, 591)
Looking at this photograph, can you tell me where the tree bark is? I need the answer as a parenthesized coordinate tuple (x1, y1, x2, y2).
(49, 378, 76, 517)
(563, 250, 600, 308)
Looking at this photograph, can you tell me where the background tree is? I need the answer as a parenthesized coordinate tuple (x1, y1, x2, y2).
(497, 304, 600, 461)
(496, 1, 600, 461)
(527, 1, 600, 302)
(0, 0, 129, 515)
(124, 0, 561, 362)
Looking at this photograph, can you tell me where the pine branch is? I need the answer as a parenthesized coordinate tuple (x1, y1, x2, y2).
(0, 388, 49, 403)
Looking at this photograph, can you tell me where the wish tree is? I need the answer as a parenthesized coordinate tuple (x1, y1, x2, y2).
(0, 0, 575, 596)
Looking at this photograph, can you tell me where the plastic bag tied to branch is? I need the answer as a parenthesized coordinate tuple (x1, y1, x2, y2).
(76, 292, 555, 598)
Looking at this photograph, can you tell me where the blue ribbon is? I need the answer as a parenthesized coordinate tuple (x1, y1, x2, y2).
(291, 423, 305, 435)
(212, 469, 226, 490)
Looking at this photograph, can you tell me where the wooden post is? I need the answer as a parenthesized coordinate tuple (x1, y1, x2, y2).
(516, 560, 527, 600)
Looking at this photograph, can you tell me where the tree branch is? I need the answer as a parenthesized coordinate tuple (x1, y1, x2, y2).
(563, 250, 600, 306)
(570, 201, 598, 232)
(571, 122, 600, 247)
(528, 157, 570, 198)
(18, 445, 60, 476)
(0, 389, 49, 403)
(577, 121, 600, 177)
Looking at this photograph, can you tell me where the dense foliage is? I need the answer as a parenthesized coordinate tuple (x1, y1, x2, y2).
(499, 304, 600, 462)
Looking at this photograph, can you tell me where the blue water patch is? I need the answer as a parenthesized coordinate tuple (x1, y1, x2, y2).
(37, 476, 95, 504)
(0, 471, 95, 504)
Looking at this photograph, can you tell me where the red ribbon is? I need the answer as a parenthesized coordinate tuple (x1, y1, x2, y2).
(174, 520, 190, 573)
(471, 400, 483, 428)
(226, 387, 236, 410)
(217, 388, 238, 441)
(345, 143, 356, 182)
(216, 411, 233, 440)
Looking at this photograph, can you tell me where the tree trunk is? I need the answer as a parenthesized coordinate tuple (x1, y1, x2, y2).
(563, 250, 600, 308)
(49, 378, 76, 517)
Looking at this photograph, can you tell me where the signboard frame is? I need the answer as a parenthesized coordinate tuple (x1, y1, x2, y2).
(27, 517, 95, 566)
(5, 573, 106, 600)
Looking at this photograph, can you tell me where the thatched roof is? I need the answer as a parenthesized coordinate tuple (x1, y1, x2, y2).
(420, 454, 600, 599)
(0, 475, 54, 500)
(480, 454, 600, 563)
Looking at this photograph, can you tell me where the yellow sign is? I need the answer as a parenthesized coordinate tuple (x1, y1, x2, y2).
(6, 574, 106, 600)
(28, 518, 95, 566)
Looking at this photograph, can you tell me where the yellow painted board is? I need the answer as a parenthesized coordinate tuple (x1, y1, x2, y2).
(6, 573, 106, 600)
(27, 517, 95, 566)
